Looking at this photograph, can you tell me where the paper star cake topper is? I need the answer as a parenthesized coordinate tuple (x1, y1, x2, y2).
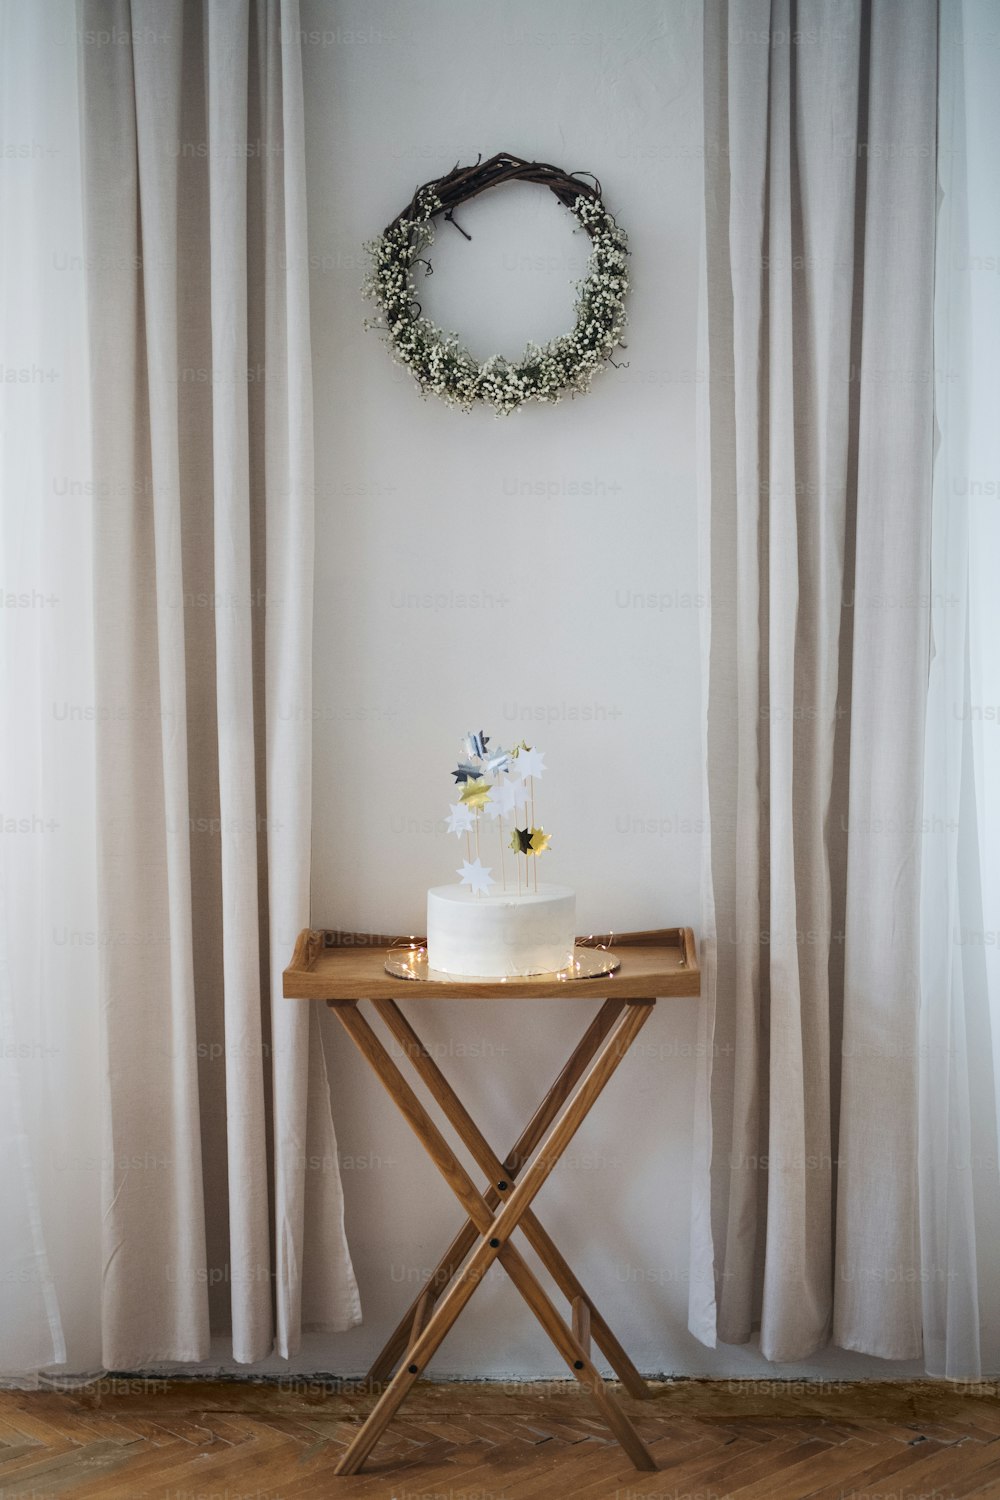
(528, 827, 551, 856)
(459, 778, 492, 810)
(452, 760, 482, 784)
(446, 802, 476, 837)
(441, 730, 552, 896)
(516, 746, 546, 781)
(488, 777, 518, 818)
(457, 857, 493, 895)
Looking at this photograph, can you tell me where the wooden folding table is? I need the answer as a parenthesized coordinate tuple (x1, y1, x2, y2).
(283, 926, 700, 1476)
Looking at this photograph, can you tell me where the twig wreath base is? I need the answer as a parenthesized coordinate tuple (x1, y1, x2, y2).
(362, 153, 629, 416)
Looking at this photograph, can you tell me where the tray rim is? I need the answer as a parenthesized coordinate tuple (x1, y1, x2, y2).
(283, 926, 699, 1002)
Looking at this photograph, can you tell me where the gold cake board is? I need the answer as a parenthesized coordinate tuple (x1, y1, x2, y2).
(384, 944, 620, 984)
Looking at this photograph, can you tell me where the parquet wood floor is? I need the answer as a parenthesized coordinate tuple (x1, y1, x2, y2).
(1, 1377, 998, 1500)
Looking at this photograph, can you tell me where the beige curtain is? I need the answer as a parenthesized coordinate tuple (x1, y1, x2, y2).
(691, 0, 937, 1361)
(81, 0, 360, 1365)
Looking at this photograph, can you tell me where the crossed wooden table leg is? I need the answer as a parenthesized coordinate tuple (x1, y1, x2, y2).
(327, 993, 658, 1476)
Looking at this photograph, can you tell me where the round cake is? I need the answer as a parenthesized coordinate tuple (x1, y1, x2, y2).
(427, 884, 576, 978)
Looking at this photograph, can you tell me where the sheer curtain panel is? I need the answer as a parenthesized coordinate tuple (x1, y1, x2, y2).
(0, 0, 101, 1379)
(80, 0, 359, 1367)
(919, 0, 1000, 1379)
(692, 0, 938, 1362)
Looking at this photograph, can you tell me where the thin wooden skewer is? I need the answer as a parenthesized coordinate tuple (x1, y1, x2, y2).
(530, 777, 538, 892)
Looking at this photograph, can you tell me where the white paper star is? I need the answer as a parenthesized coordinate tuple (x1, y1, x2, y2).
(446, 802, 476, 838)
(512, 777, 532, 812)
(457, 858, 494, 895)
(487, 777, 518, 818)
(516, 746, 546, 781)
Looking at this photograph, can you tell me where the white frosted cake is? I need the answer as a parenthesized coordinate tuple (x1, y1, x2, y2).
(427, 884, 576, 978)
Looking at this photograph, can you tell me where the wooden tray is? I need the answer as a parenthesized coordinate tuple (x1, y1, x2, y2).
(283, 927, 699, 1002)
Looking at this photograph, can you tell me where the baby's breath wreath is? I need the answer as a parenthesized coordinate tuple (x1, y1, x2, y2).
(362, 153, 629, 416)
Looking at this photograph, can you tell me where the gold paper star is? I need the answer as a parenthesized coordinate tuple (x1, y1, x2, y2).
(528, 827, 551, 856)
(460, 778, 492, 810)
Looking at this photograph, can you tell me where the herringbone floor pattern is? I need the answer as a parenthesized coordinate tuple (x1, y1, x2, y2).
(1, 1378, 999, 1500)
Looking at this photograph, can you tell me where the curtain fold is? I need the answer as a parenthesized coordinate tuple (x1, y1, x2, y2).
(81, 0, 360, 1367)
(918, 0, 1000, 1379)
(262, 0, 355, 1349)
(917, 0, 981, 1377)
(205, 0, 273, 1364)
(693, 0, 938, 1362)
(834, 0, 938, 1360)
(0, 0, 102, 1377)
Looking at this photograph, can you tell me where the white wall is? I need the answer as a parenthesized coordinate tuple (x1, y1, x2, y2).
(299, 0, 926, 1381)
